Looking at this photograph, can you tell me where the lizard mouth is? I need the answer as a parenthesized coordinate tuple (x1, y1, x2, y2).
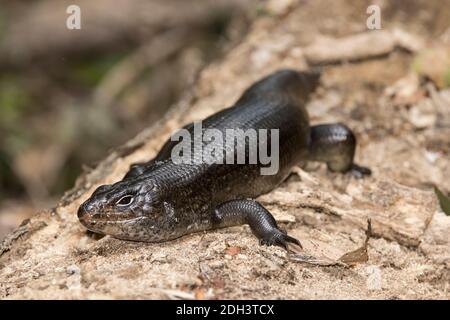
(79, 217, 147, 240)
(78, 210, 145, 235)
(78, 200, 138, 224)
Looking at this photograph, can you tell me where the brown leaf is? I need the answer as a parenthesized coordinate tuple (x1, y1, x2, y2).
(338, 247, 369, 266)
(338, 219, 372, 265)
(194, 288, 206, 300)
(225, 246, 241, 256)
(434, 186, 450, 216)
(211, 277, 225, 289)
(290, 219, 373, 267)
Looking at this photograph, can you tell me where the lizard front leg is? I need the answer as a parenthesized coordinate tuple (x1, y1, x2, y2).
(213, 199, 301, 250)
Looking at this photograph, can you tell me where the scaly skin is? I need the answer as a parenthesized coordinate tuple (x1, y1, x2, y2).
(78, 69, 370, 250)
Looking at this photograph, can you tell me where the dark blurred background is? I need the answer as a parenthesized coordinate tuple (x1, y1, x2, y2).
(0, 0, 258, 238)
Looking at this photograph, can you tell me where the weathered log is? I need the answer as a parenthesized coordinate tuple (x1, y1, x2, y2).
(1, 0, 449, 299)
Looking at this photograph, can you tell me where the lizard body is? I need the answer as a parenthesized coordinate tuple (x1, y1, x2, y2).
(78, 69, 370, 249)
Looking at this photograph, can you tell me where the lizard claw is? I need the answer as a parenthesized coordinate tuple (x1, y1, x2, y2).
(259, 228, 303, 252)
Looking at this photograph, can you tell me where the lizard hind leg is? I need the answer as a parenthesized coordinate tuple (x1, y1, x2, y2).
(308, 123, 371, 178)
(213, 199, 302, 251)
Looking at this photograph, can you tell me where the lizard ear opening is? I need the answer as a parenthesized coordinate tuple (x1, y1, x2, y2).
(116, 195, 134, 206)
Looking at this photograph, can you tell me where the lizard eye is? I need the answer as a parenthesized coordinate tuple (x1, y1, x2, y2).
(116, 195, 134, 206)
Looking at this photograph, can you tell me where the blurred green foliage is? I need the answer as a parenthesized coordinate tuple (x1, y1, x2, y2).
(255, 3, 271, 17)
(413, 47, 450, 88)
(0, 74, 31, 200)
(0, 75, 30, 125)
(0, 75, 32, 155)
(0, 151, 25, 202)
(434, 186, 450, 216)
(444, 67, 450, 88)
(68, 52, 127, 87)
(0, 12, 5, 42)
(0, 50, 133, 201)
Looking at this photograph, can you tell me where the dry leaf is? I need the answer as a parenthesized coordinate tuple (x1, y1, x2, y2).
(194, 288, 206, 300)
(338, 247, 368, 266)
(225, 246, 241, 256)
(290, 219, 372, 267)
(211, 277, 225, 289)
(338, 219, 372, 265)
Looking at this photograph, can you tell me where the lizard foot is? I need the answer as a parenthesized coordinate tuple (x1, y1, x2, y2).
(349, 164, 372, 179)
(259, 228, 302, 251)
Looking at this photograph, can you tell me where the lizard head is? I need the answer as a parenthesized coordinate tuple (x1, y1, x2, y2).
(77, 177, 167, 241)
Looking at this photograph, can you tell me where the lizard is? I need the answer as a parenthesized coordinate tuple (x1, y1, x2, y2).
(78, 69, 371, 250)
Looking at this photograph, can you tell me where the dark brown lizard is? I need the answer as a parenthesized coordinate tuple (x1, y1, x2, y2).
(78, 69, 370, 250)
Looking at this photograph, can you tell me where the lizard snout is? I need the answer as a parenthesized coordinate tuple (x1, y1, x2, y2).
(78, 200, 95, 223)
